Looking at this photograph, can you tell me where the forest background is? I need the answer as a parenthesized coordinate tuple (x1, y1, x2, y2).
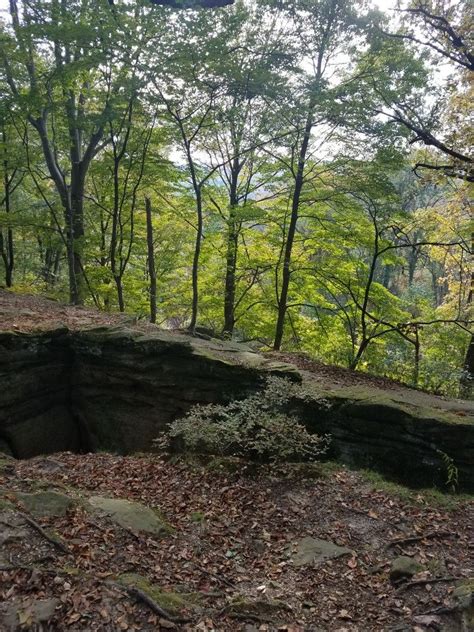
(0, 0, 472, 397)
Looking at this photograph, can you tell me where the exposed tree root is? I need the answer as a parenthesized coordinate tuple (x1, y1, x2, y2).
(19, 512, 70, 554)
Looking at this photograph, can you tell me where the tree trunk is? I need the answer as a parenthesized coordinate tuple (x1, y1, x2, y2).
(459, 237, 473, 398)
(0, 229, 13, 288)
(110, 149, 124, 311)
(223, 211, 238, 337)
(350, 337, 369, 370)
(189, 187, 202, 332)
(273, 108, 313, 351)
(413, 326, 420, 387)
(1, 128, 14, 287)
(460, 333, 473, 399)
(145, 197, 157, 324)
(68, 163, 86, 304)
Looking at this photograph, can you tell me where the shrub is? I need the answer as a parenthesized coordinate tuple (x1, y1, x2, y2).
(156, 377, 330, 462)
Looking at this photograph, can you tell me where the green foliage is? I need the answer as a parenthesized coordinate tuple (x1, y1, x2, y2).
(436, 449, 459, 493)
(0, 0, 470, 398)
(157, 377, 330, 462)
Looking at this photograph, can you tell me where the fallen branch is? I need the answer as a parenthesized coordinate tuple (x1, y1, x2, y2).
(226, 612, 271, 623)
(113, 583, 190, 624)
(191, 561, 236, 589)
(387, 530, 451, 548)
(19, 512, 69, 554)
(421, 604, 460, 616)
(397, 576, 460, 592)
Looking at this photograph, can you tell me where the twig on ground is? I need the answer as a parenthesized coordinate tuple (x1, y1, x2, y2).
(397, 576, 460, 592)
(191, 561, 236, 588)
(387, 530, 451, 548)
(421, 604, 459, 616)
(226, 612, 271, 623)
(19, 512, 69, 554)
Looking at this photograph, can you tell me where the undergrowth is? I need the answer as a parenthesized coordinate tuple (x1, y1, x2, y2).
(156, 377, 330, 462)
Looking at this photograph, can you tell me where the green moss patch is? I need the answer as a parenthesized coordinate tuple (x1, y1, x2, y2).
(117, 573, 202, 616)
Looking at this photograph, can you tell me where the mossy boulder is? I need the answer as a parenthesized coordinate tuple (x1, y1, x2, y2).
(389, 556, 424, 583)
(453, 579, 474, 630)
(88, 496, 171, 536)
(15, 490, 75, 518)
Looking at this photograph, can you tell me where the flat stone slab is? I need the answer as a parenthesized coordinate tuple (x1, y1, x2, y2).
(15, 491, 75, 518)
(290, 536, 352, 567)
(88, 496, 170, 536)
(0, 597, 59, 629)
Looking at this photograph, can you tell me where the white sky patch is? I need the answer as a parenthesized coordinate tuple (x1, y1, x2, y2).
(0, 0, 401, 16)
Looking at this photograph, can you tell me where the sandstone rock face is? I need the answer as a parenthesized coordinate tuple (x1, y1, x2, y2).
(70, 327, 298, 454)
(291, 388, 474, 492)
(0, 326, 297, 459)
(0, 325, 473, 491)
(0, 329, 81, 457)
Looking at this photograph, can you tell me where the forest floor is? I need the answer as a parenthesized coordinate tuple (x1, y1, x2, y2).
(0, 452, 473, 631)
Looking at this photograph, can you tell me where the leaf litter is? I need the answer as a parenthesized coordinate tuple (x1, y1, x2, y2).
(0, 452, 472, 631)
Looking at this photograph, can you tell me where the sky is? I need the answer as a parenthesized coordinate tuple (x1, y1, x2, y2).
(0, 0, 400, 19)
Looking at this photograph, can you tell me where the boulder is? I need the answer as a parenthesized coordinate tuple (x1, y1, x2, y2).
(15, 490, 75, 518)
(389, 556, 423, 583)
(88, 496, 171, 536)
(452, 579, 474, 631)
(0, 597, 59, 630)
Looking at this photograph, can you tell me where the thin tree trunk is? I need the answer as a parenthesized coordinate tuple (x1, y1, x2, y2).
(413, 326, 420, 386)
(273, 108, 313, 351)
(223, 212, 238, 337)
(460, 333, 473, 399)
(350, 337, 369, 370)
(459, 234, 473, 398)
(1, 127, 14, 287)
(110, 155, 123, 311)
(222, 153, 241, 338)
(70, 169, 86, 304)
(145, 197, 157, 324)
(189, 189, 202, 332)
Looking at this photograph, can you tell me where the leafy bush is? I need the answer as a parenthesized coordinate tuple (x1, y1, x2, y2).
(156, 377, 330, 462)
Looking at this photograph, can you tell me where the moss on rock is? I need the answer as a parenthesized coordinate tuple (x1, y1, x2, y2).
(87, 496, 172, 536)
(15, 490, 75, 518)
(117, 573, 202, 616)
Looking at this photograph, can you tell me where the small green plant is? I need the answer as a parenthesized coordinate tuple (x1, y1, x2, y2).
(156, 377, 330, 463)
(436, 449, 459, 492)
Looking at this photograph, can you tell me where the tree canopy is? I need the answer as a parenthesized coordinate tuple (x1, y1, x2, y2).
(0, 0, 472, 398)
